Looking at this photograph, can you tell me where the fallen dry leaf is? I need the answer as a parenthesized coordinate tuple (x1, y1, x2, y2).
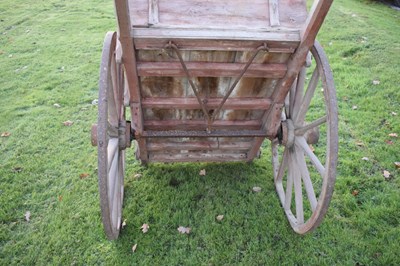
(252, 186, 262, 193)
(395, 162, 400, 169)
(385, 140, 394, 145)
(63, 120, 73, 126)
(199, 169, 206, 176)
(372, 80, 380, 85)
(216, 215, 224, 221)
(134, 173, 142, 180)
(141, 223, 149, 233)
(122, 219, 127, 229)
(388, 133, 398, 138)
(177, 226, 191, 234)
(383, 170, 391, 180)
(24, 211, 31, 222)
(361, 157, 369, 161)
(352, 190, 359, 196)
(355, 141, 364, 147)
(1, 132, 11, 137)
(132, 244, 138, 253)
(79, 173, 89, 179)
(58, 195, 63, 202)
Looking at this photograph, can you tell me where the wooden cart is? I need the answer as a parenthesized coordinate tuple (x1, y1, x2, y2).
(91, 0, 338, 239)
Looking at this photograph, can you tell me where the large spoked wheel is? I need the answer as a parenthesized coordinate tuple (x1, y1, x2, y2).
(94, 32, 130, 240)
(272, 41, 338, 234)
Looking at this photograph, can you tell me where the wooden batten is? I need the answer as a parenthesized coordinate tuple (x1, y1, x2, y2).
(136, 62, 286, 78)
(132, 28, 301, 42)
(148, 152, 248, 163)
(269, 0, 280, 27)
(143, 130, 267, 138)
(147, 140, 253, 152)
(144, 120, 262, 131)
(148, 0, 159, 25)
(142, 97, 271, 110)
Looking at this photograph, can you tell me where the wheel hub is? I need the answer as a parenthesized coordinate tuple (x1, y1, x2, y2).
(280, 119, 295, 148)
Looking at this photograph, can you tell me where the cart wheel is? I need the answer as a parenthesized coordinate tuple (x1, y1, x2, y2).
(272, 41, 338, 234)
(96, 32, 129, 240)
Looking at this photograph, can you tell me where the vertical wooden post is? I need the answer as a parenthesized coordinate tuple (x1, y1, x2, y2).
(114, 0, 148, 162)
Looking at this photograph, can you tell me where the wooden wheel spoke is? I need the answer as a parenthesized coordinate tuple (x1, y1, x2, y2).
(108, 68, 119, 126)
(108, 149, 119, 204)
(297, 137, 325, 177)
(276, 147, 289, 183)
(284, 152, 294, 211)
(294, 148, 318, 211)
(295, 116, 326, 136)
(290, 150, 304, 224)
(107, 138, 119, 167)
(292, 67, 306, 117)
(295, 67, 319, 124)
(111, 172, 120, 228)
(288, 79, 297, 117)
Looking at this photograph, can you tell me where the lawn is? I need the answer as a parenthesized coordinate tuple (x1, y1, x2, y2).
(0, 0, 399, 265)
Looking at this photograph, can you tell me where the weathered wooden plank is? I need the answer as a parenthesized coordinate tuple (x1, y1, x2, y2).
(269, 0, 280, 27)
(142, 129, 267, 138)
(134, 38, 298, 52)
(144, 120, 262, 131)
(147, 140, 253, 151)
(132, 28, 301, 42)
(141, 97, 271, 110)
(149, 151, 247, 163)
(128, 0, 307, 29)
(136, 62, 286, 78)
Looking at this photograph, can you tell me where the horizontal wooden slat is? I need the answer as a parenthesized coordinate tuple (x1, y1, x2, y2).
(148, 151, 247, 163)
(141, 129, 267, 138)
(142, 97, 271, 110)
(137, 62, 286, 78)
(132, 27, 300, 41)
(144, 120, 261, 131)
(134, 38, 298, 52)
(147, 140, 253, 151)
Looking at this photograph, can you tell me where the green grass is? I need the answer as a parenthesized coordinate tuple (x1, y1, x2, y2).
(1, 0, 399, 264)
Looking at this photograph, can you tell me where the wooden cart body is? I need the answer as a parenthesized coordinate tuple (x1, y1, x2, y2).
(92, 0, 339, 239)
(115, 0, 333, 163)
